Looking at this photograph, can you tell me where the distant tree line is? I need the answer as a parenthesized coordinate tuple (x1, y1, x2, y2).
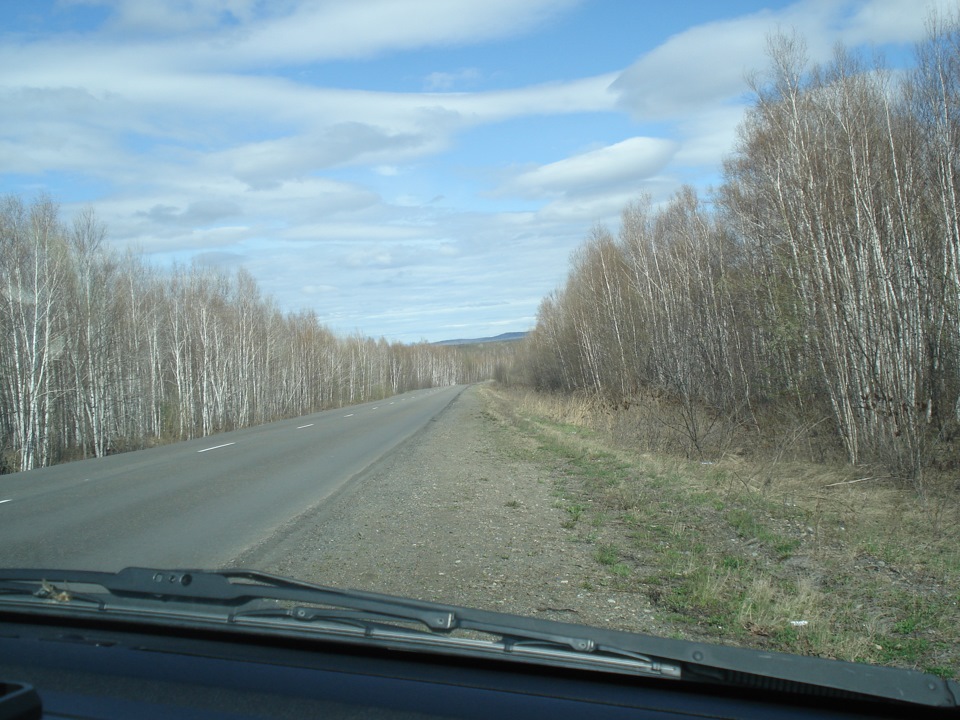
(517, 18, 960, 483)
(0, 195, 511, 473)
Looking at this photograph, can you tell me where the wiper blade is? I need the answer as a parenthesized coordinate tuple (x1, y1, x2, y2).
(0, 567, 456, 630)
(0, 567, 956, 709)
(0, 567, 601, 652)
(0, 567, 681, 680)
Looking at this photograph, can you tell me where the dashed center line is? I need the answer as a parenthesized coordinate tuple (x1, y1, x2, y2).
(343, 413, 354, 417)
(197, 442, 236, 453)
(296, 423, 314, 429)
(0, 499, 11, 505)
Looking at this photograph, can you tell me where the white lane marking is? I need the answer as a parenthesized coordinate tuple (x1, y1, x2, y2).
(343, 413, 354, 417)
(0, 499, 11, 505)
(372, 406, 379, 410)
(296, 423, 314, 429)
(197, 442, 236, 453)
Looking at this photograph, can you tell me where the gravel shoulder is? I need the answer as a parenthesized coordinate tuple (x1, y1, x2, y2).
(234, 383, 665, 633)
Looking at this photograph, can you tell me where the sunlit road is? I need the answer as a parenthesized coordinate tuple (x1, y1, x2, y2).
(0, 386, 466, 571)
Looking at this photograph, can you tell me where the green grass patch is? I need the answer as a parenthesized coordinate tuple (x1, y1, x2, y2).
(726, 507, 800, 559)
(595, 543, 620, 566)
(562, 502, 587, 528)
(479, 385, 960, 678)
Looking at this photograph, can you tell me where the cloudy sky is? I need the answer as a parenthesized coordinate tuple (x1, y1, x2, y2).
(1, 0, 952, 342)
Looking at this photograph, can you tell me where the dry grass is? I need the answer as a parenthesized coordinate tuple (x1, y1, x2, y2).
(481, 384, 960, 678)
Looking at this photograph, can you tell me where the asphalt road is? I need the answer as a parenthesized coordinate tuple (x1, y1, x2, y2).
(0, 385, 466, 571)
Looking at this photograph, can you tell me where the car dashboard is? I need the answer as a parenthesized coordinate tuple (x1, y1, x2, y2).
(0, 611, 947, 720)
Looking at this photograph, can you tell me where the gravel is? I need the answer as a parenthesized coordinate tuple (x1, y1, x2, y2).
(233, 384, 666, 633)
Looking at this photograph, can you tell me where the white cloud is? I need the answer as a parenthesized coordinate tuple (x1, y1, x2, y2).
(55, 0, 581, 70)
(92, 0, 260, 35)
(611, 0, 953, 122)
(205, 124, 442, 188)
(611, 9, 777, 121)
(424, 68, 482, 91)
(280, 222, 425, 243)
(672, 105, 749, 172)
(447, 74, 618, 121)
(137, 198, 241, 226)
(301, 283, 338, 294)
(842, 0, 958, 45)
(214, 0, 581, 67)
(500, 137, 678, 199)
(1, 51, 616, 198)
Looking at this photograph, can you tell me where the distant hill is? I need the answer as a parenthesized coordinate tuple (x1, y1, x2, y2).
(432, 331, 529, 346)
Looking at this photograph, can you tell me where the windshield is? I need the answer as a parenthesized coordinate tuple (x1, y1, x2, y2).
(0, 0, 957, 686)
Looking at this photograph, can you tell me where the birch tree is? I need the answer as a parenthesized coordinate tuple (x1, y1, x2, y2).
(0, 196, 69, 470)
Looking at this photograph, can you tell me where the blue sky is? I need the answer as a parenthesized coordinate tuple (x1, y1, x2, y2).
(0, 0, 951, 342)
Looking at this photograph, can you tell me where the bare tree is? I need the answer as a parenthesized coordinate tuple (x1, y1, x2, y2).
(0, 196, 69, 470)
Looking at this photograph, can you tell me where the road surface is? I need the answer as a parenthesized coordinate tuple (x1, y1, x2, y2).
(0, 386, 466, 570)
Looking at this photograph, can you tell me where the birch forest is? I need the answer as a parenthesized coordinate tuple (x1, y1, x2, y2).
(519, 21, 960, 483)
(0, 195, 509, 473)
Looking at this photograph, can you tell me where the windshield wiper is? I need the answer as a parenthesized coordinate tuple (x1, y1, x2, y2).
(0, 567, 675, 676)
(0, 567, 956, 709)
(0, 567, 458, 629)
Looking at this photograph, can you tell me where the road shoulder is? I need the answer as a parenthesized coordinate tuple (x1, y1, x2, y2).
(237, 384, 664, 632)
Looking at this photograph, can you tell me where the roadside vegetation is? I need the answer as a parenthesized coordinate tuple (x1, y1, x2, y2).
(482, 384, 959, 678)
(512, 19, 960, 493)
(494, 22, 960, 675)
(0, 199, 517, 473)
